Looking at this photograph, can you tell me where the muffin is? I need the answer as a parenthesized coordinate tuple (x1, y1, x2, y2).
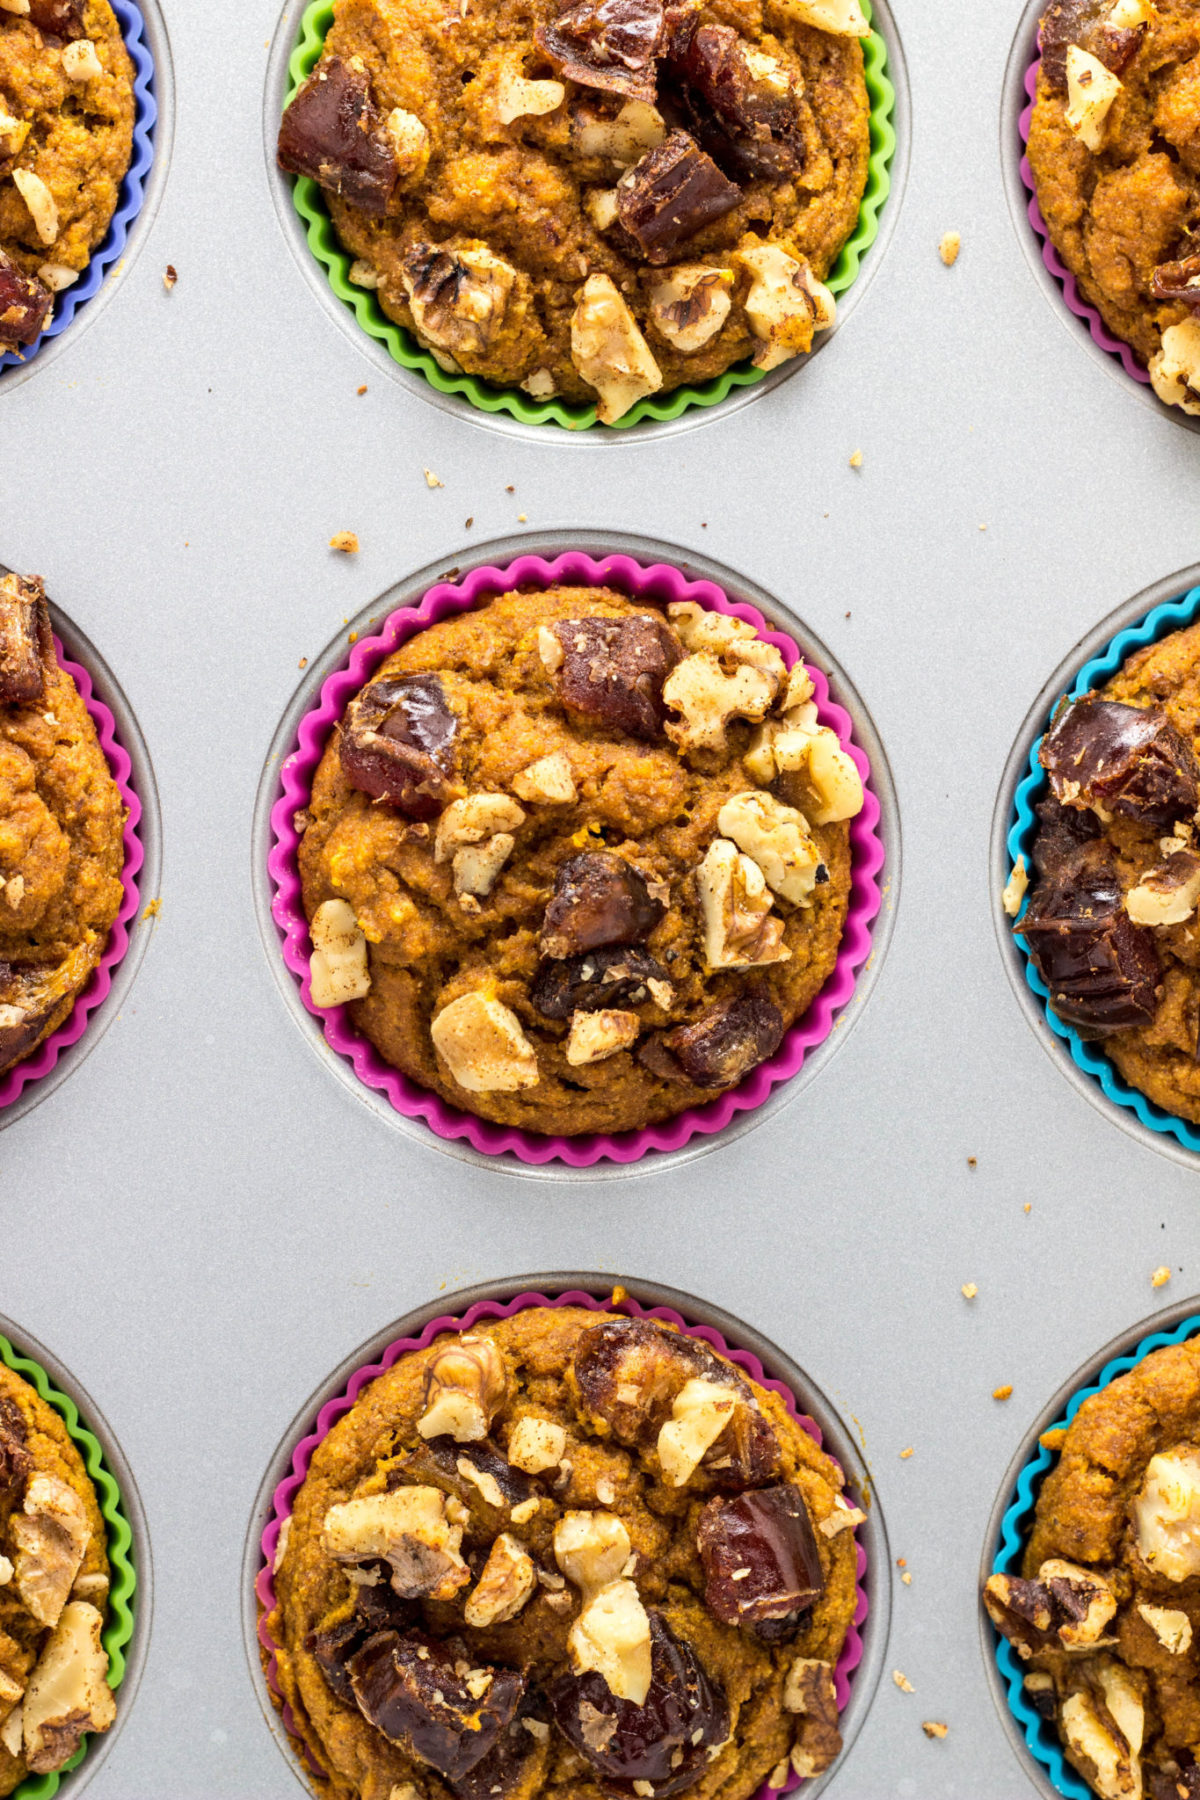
(296, 585, 866, 1138)
(275, 0, 873, 422)
(0, 573, 125, 1080)
(266, 1304, 863, 1800)
(0, 0, 135, 358)
(0, 1360, 116, 1791)
(1025, 0, 1200, 414)
(980, 1332, 1200, 1800)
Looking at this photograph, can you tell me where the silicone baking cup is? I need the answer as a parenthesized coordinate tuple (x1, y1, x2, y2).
(267, 549, 884, 1166)
(0, 0, 157, 376)
(1018, 35, 1153, 392)
(1007, 579, 1200, 1154)
(281, 0, 896, 430)
(255, 1286, 870, 1798)
(989, 1310, 1200, 1799)
(0, 1330, 136, 1800)
(0, 634, 144, 1113)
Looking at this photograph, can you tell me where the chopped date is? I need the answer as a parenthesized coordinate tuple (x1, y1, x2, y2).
(663, 991, 784, 1088)
(0, 573, 51, 705)
(0, 1396, 30, 1498)
(531, 945, 671, 1019)
(1029, 795, 1101, 885)
(277, 57, 400, 215)
(536, 0, 666, 101)
(665, 15, 805, 180)
(448, 1704, 552, 1800)
(25, 0, 84, 39)
(1152, 252, 1200, 311)
(0, 252, 53, 351)
(1040, 695, 1200, 828)
(541, 853, 665, 958)
(349, 1631, 526, 1780)
(1015, 840, 1160, 1034)
(385, 1436, 536, 1534)
(1037, 0, 1105, 90)
(553, 613, 683, 741)
(616, 130, 741, 263)
(339, 673, 459, 820)
(550, 1612, 729, 1794)
(697, 1485, 825, 1631)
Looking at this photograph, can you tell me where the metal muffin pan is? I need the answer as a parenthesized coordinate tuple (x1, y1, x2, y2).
(5, 0, 1200, 1791)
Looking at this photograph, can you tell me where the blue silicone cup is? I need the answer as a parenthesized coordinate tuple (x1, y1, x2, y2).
(1008, 581, 1200, 1154)
(989, 1311, 1200, 1798)
(0, 0, 157, 375)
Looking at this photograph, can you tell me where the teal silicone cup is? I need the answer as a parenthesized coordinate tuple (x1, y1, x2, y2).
(280, 0, 896, 429)
(1007, 580, 1200, 1154)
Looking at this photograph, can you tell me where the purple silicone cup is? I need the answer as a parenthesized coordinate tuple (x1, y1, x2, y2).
(267, 550, 884, 1168)
(1019, 42, 1153, 386)
(255, 1287, 870, 1797)
(0, 635, 142, 1111)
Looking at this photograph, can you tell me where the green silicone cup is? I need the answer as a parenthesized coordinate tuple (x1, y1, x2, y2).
(283, 0, 896, 430)
(0, 1334, 136, 1799)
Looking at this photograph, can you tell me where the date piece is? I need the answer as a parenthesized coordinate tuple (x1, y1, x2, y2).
(386, 1438, 536, 1539)
(550, 1611, 729, 1795)
(449, 1702, 552, 1800)
(339, 673, 459, 820)
(0, 573, 52, 705)
(0, 1397, 30, 1498)
(1040, 695, 1200, 828)
(1152, 253, 1200, 312)
(531, 945, 670, 1019)
(663, 992, 783, 1088)
(616, 131, 741, 263)
(1014, 841, 1159, 1034)
(536, 0, 666, 101)
(26, 0, 84, 39)
(1029, 796, 1101, 884)
(697, 1485, 824, 1632)
(277, 57, 400, 215)
(541, 853, 665, 958)
(666, 16, 805, 180)
(0, 253, 53, 351)
(306, 1572, 417, 1705)
(1038, 0, 1105, 90)
(348, 1630, 526, 1780)
(553, 614, 683, 741)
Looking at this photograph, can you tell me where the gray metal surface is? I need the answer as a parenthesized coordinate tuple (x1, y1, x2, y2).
(2, 0, 1200, 1791)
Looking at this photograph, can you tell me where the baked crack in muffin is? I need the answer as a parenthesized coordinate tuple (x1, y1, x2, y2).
(297, 586, 865, 1136)
(266, 1306, 863, 1800)
(0, 1362, 116, 1792)
(981, 1333, 1200, 1800)
(0, 0, 135, 357)
(1026, 0, 1200, 413)
(0, 573, 125, 1080)
(276, 0, 873, 420)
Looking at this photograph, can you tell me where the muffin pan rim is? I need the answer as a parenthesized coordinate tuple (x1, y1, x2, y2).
(259, 0, 910, 445)
(240, 1270, 892, 1800)
(0, 1308, 153, 1800)
(250, 527, 901, 1180)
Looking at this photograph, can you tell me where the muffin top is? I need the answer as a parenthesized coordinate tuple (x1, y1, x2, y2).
(276, 0, 872, 420)
(1026, 0, 1200, 413)
(0, 0, 135, 357)
(267, 1305, 863, 1800)
(1011, 619, 1200, 1125)
(983, 1333, 1200, 1800)
(297, 585, 865, 1137)
(0, 1361, 115, 1795)
(0, 574, 126, 1081)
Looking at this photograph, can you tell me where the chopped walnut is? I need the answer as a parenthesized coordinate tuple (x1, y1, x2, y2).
(321, 1485, 471, 1600)
(1137, 1602, 1192, 1654)
(1134, 1447, 1200, 1581)
(1150, 318, 1200, 415)
(512, 751, 577, 804)
(662, 651, 778, 755)
(569, 1578, 653, 1705)
(401, 243, 517, 361)
(308, 899, 371, 1007)
(418, 1334, 508, 1442)
(21, 1601, 114, 1775)
(1060, 1662, 1144, 1800)
(785, 1658, 842, 1779)
(717, 791, 823, 906)
(666, 602, 788, 684)
(453, 833, 516, 900)
(570, 98, 666, 166)
(554, 1510, 632, 1593)
(777, 0, 869, 33)
(695, 838, 790, 970)
(11, 171, 58, 247)
(1002, 856, 1029, 917)
(736, 245, 835, 371)
(1125, 850, 1200, 926)
(431, 993, 540, 1092)
(435, 793, 526, 862)
(656, 1378, 739, 1485)
(571, 273, 662, 424)
(565, 1008, 641, 1064)
(1064, 46, 1123, 150)
(464, 1532, 536, 1627)
(507, 1416, 567, 1474)
(495, 57, 566, 124)
(61, 37, 102, 79)
(10, 1475, 91, 1630)
(385, 108, 431, 181)
(649, 265, 733, 352)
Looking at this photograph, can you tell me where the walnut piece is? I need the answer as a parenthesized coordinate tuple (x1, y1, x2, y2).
(495, 58, 566, 124)
(569, 1578, 653, 1704)
(309, 899, 371, 1007)
(507, 1417, 567, 1474)
(554, 1510, 632, 1593)
(663, 651, 778, 755)
(666, 601, 788, 683)
(784, 1658, 842, 1780)
(695, 838, 790, 970)
(61, 37, 102, 78)
(385, 108, 431, 183)
(11, 1475, 91, 1629)
(717, 791, 823, 906)
(1064, 45, 1122, 151)
(453, 834, 516, 900)
(1137, 1602, 1192, 1654)
(464, 1532, 536, 1627)
(570, 273, 662, 423)
(21, 1600, 114, 1775)
(401, 244, 517, 361)
(983, 1561, 1117, 1656)
(649, 265, 732, 352)
(656, 1379, 739, 1486)
(776, 0, 869, 33)
(736, 245, 835, 371)
(12, 171, 59, 247)
(435, 794, 526, 862)
(1150, 318, 1200, 415)
(431, 993, 540, 1093)
(1134, 1447, 1200, 1581)
(1060, 1662, 1143, 1800)
(512, 751, 578, 805)
(570, 97, 666, 165)
(418, 1334, 509, 1443)
(322, 1486, 471, 1601)
(1125, 850, 1200, 926)
(565, 1007, 640, 1064)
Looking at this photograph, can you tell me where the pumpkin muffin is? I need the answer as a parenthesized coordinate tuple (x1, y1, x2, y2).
(0, 572, 126, 1081)
(266, 1305, 863, 1800)
(0, 0, 135, 358)
(0, 1361, 116, 1793)
(1026, 0, 1200, 414)
(296, 585, 866, 1137)
(1007, 619, 1200, 1125)
(982, 1332, 1200, 1800)
(275, 0, 873, 421)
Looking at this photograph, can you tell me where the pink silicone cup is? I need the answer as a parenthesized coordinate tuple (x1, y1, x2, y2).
(255, 1288, 870, 1796)
(268, 550, 884, 1167)
(0, 635, 143, 1111)
(1019, 44, 1152, 385)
